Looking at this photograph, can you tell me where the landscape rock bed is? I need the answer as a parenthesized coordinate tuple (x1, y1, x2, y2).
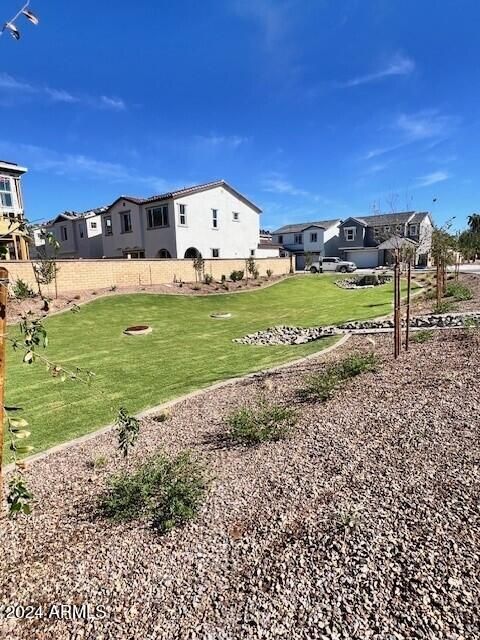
(339, 311, 480, 332)
(335, 274, 392, 289)
(233, 325, 338, 345)
(1, 331, 479, 639)
(234, 313, 480, 345)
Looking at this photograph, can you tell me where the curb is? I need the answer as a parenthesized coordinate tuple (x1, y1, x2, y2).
(3, 333, 351, 473)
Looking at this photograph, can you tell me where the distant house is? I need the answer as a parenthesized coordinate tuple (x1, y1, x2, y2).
(101, 180, 262, 260)
(271, 219, 342, 270)
(34, 206, 108, 259)
(337, 211, 433, 268)
(0, 160, 30, 260)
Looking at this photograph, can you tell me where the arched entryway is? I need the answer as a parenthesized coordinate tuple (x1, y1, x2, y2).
(184, 247, 202, 259)
(158, 249, 172, 258)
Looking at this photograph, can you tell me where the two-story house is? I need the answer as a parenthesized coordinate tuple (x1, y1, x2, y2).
(337, 211, 433, 268)
(272, 219, 342, 270)
(0, 160, 30, 260)
(101, 180, 261, 259)
(35, 206, 108, 258)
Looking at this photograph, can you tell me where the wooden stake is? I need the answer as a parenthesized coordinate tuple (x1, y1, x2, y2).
(394, 255, 401, 359)
(0, 267, 8, 501)
(405, 260, 412, 351)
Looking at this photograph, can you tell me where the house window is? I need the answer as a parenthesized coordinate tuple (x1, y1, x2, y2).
(294, 233, 303, 244)
(91, 221, 97, 229)
(0, 177, 13, 208)
(277, 235, 283, 244)
(344, 227, 356, 241)
(250, 249, 255, 257)
(79, 225, 84, 239)
(384, 225, 391, 234)
(178, 204, 187, 226)
(60, 226, 68, 241)
(158, 248, 171, 258)
(147, 205, 168, 229)
(105, 215, 113, 235)
(121, 212, 132, 234)
(233, 212, 239, 221)
(310, 232, 317, 243)
(123, 250, 145, 259)
(374, 227, 381, 238)
(409, 224, 419, 236)
(211, 248, 220, 258)
(395, 224, 402, 233)
(212, 209, 218, 228)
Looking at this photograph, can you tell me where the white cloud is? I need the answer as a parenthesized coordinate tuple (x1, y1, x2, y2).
(194, 134, 250, 149)
(261, 175, 309, 197)
(416, 170, 450, 187)
(339, 53, 415, 88)
(396, 110, 457, 141)
(363, 109, 459, 161)
(0, 71, 126, 111)
(0, 142, 168, 191)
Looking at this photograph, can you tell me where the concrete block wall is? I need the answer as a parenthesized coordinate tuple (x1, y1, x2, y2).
(5, 257, 290, 296)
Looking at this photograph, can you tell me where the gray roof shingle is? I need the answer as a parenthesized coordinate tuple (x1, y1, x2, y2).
(272, 219, 341, 234)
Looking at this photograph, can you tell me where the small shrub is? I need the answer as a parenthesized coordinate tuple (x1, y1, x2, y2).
(336, 353, 378, 378)
(152, 409, 170, 423)
(299, 353, 377, 401)
(227, 400, 297, 444)
(266, 269, 273, 279)
(300, 369, 340, 401)
(445, 282, 473, 301)
(99, 452, 207, 534)
(110, 285, 117, 292)
(221, 274, 226, 283)
(12, 279, 35, 300)
(411, 329, 434, 343)
(230, 270, 244, 282)
(204, 273, 213, 285)
(87, 455, 108, 470)
(191, 284, 201, 291)
(433, 300, 456, 314)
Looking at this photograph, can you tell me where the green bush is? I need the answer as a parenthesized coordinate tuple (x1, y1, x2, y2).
(411, 329, 434, 343)
(299, 353, 377, 401)
(230, 270, 244, 282)
(12, 278, 35, 300)
(99, 452, 207, 534)
(335, 353, 378, 378)
(300, 369, 340, 401)
(227, 400, 296, 444)
(433, 300, 456, 314)
(445, 282, 473, 301)
(266, 269, 273, 279)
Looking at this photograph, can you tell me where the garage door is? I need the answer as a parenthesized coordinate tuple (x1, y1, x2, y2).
(295, 254, 305, 271)
(346, 250, 378, 269)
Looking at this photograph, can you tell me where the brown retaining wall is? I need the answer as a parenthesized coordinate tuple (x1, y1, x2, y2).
(4, 257, 291, 295)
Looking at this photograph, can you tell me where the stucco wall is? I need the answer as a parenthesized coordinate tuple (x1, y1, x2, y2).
(5, 257, 290, 295)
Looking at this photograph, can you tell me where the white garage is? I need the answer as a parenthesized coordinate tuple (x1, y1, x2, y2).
(346, 249, 379, 269)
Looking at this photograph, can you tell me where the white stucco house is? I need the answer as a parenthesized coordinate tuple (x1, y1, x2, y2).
(33, 206, 108, 258)
(101, 180, 262, 259)
(272, 219, 342, 270)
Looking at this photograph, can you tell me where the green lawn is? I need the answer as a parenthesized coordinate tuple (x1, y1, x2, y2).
(6, 275, 403, 458)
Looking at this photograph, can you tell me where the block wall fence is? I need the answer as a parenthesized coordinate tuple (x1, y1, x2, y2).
(5, 257, 291, 296)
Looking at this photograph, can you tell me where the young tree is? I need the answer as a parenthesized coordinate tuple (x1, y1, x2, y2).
(192, 255, 205, 282)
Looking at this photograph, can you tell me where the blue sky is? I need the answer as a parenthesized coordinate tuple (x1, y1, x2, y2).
(1, 0, 479, 230)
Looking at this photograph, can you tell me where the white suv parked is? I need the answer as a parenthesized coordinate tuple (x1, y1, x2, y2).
(309, 257, 357, 274)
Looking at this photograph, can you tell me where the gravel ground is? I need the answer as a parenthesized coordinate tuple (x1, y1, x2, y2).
(1, 330, 479, 639)
(412, 273, 480, 314)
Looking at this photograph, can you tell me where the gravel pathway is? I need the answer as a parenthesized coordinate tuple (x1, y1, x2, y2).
(1, 330, 479, 639)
